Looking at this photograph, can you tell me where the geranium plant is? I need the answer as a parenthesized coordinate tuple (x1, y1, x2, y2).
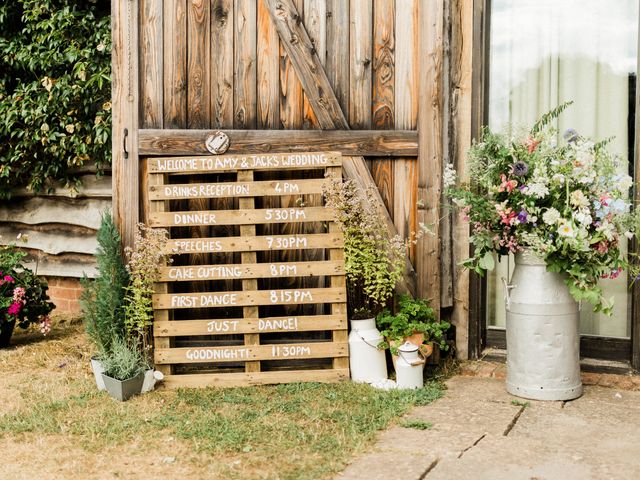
(445, 102, 639, 314)
(0, 243, 54, 341)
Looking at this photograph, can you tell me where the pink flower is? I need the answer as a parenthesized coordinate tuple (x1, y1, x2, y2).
(524, 136, 540, 153)
(7, 301, 22, 316)
(3, 275, 13, 284)
(497, 174, 518, 193)
(12, 287, 25, 302)
(39, 315, 51, 336)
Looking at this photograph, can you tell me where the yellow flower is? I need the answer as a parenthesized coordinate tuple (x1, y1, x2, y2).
(65, 124, 75, 134)
(102, 101, 111, 111)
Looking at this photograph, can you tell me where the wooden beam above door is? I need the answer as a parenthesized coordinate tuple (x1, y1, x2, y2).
(138, 129, 418, 156)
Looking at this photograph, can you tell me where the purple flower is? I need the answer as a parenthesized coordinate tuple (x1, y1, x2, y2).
(563, 128, 579, 143)
(517, 210, 528, 223)
(512, 161, 529, 177)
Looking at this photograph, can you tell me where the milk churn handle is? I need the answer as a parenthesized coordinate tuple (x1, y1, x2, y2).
(398, 349, 426, 366)
(353, 328, 382, 349)
(501, 277, 516, 310)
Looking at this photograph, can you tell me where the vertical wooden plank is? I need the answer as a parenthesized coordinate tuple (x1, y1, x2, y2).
(394, 0, 418, 263)
(325, 0, 349, 116)
(449, 0, 473, 359)
(349, 0, 372, 129)
(303, 0, 326, 129)
(211, 0, 234, 128)
(371, 0, 395, 214)
(327, 165, 349, 371)
(280, 0, 304, 129)
(163, 0, 188, 128)
(238, 170, 261, 373)
(187, 0, 211, 129)
(234, 0, 257, 129)
(112, 0, 139, 248)
(140, 0, 163, 129)
(149, 172, 172, 375)
(257, 0, 280, 129)
(417, 0, 444, 313)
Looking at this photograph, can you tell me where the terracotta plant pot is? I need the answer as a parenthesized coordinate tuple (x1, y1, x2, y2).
(390, 332, 434, 367)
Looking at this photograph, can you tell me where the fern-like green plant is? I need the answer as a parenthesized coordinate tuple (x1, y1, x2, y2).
(80, 211, 129, 357)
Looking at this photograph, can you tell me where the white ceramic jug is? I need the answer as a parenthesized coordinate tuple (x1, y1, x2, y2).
(395, 342, 425, 389)
(348, 318, 388, 384)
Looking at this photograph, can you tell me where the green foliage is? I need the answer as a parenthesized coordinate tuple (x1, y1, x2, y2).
(123, 224, 171, 355)
(80, 211, 129, 357)
(376, 295, 450, 355)
(400, 419, 433, 430)
(0, 0, 111, 196)
(324, 179, 407, 318)
(101, 336, 146, 381)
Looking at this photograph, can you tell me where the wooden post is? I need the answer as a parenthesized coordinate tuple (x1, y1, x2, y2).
(112, 0, 140, 248)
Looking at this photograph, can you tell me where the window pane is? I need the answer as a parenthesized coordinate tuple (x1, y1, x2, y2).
(488, 0, 638, 337)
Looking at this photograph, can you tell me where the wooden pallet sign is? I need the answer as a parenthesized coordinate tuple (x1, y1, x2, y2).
(146, 151, 349, 388)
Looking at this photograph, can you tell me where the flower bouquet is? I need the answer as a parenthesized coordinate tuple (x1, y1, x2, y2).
(0, 244, 54, 346)
(445, 102, 638, 315)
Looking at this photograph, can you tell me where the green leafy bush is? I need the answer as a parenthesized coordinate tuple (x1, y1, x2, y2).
(0, 0, 111, 196)
(376, 295, 450, 355)
(80, 211, 129, 357)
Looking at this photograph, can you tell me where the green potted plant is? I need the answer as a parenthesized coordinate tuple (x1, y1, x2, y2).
(80, 211, 129, 390)
(100, 336, 147, 401)
(376, 295, 450, 364)
(0, 242, 54, 347)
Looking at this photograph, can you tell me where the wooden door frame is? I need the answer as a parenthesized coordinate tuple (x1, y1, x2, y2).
(469, 0, 640, 370)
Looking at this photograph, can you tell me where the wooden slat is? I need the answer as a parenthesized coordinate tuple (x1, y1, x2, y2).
(257, 0, 280, 129)
(187, 0, 210, 128)
(139, 129, 418, 156)
(211, 0, 234, 128)
(303, 0, 326, 129)
(161, 368, 349, 388)
(234, 0, 257, 128)
(394, 0, 418, 263)
(10, 175, 112, 199)
(149, 206, 334, 227)
(153, 287, 346, 309)
(325, 0, 349, 114)
(417, 0, 444, 310)
(237, 169, 261, 373)
(0, 197, 110, 230)
(149, 178, 327, 200)
(148, 151, 341, 173)
(165, 233, 343, 254)
(155, 342, 348, 364)
(0, 225, 97, 256)
(149, 173, 171, 376)
(154, 314, 347, 336)
(279, 0, 304, 129)
(371, 0, 395, 214)
(111, 0, 140, 248)
(140, 0, 163, 129)
(450, 0, 474, 357)
(158, 260, 344, 281)
(349, 0, 372, 129)
(163, 0, 187, 128)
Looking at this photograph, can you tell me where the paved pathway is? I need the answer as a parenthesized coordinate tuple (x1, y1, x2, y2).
(336, 376, 640, 480)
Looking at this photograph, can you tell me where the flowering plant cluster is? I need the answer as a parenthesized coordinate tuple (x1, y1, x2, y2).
(0, 244, 54, 338)
(445, 103, 639, 314)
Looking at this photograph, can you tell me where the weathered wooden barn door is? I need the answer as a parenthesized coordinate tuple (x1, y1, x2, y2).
(112, 0, 448, 378)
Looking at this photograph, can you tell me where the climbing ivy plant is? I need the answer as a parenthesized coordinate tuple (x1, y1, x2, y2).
(0, 0, 111, 197)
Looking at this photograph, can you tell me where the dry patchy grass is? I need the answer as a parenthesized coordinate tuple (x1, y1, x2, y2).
(0, 318, 444, 480)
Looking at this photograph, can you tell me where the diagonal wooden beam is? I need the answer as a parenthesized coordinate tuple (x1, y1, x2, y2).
(265, 0, 416, 297)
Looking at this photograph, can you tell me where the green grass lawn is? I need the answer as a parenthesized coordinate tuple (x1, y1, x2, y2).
(0, 319, 445, 479)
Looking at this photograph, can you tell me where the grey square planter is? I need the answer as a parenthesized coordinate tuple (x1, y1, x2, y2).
(101, 372, 145, 401)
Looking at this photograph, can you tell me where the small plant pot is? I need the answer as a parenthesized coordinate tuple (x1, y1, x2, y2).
(101, 372, 145, 402)
(90, 356, 107, 391)
(0, 320, 16, 348)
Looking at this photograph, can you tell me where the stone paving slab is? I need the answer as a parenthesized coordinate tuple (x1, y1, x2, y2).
(335, 376, 640, 480)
